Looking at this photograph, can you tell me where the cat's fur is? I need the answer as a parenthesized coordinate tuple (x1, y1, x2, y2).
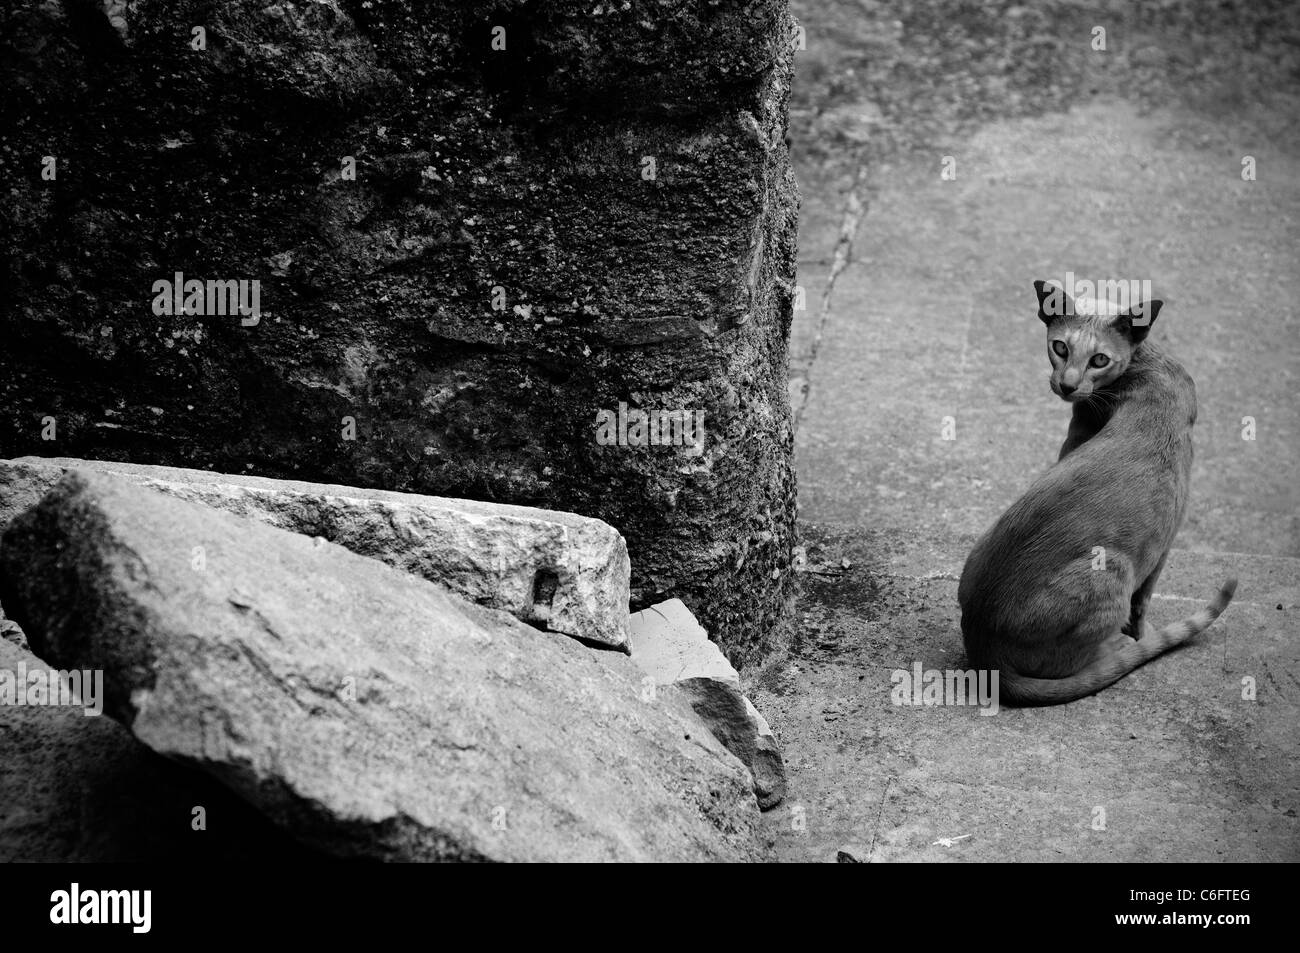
(957, 280, 1236, 705)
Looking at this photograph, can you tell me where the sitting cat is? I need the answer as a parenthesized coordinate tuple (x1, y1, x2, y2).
(957, 280, 1236, 705)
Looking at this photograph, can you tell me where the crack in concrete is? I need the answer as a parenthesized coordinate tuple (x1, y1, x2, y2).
(867, 773, 892, 861)
(792, 165, 871, 432)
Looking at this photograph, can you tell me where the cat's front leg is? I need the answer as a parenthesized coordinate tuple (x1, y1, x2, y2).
(1126, 551, 1171, 638)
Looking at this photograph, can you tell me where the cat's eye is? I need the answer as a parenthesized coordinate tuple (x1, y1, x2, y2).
(1090, 354, 1110, 368)
(1051, 341, 1068, 358)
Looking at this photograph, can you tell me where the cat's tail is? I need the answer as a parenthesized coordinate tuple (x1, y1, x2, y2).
(999, 578, 1238, 706)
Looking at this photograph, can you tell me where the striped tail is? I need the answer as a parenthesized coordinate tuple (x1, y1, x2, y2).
(1000, 578, 1238, 706)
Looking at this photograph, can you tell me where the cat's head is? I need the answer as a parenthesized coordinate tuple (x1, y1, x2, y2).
(1033, 279, 1163, 403)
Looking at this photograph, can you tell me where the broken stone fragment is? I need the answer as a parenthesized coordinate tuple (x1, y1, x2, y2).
(0, 470, 758, 862)
(629, 598, 788, 810)
(0, 457, 630, 650)
(743, 695, 788, 811)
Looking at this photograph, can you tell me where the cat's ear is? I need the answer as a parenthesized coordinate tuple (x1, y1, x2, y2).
(1113, 299, 1163, 343)
(1034, 280, 1073, 324)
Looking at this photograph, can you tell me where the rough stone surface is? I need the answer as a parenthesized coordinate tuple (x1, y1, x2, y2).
(629, 598, 738, 684)
(630, 598, 788, 809)
(0, 617, 25, 650)
(0, 470, 760, 862)
(1, 456, 631, 649)
(0, 0, 801, 663)
(0, 639, 325, 862)
(743, 695, 787, 810)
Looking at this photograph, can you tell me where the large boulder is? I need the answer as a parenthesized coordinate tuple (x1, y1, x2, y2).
(0, 470, 760, 861)
(0, 456, 630, 649)
(0, 0, 800, 663)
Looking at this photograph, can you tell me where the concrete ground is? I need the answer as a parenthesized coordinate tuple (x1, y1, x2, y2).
(755, 3, 1300, 862)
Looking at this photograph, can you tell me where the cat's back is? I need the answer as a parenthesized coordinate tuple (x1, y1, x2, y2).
(960, 351, 1196, 606)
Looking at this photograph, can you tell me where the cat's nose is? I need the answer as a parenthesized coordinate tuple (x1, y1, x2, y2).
(1059, 383, 1076, 396)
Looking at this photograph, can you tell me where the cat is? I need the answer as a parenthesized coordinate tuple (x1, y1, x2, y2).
(957, 280, 1236, 705)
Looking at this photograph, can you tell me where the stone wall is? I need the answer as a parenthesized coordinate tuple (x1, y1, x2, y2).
(0, 0, 800, 663)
